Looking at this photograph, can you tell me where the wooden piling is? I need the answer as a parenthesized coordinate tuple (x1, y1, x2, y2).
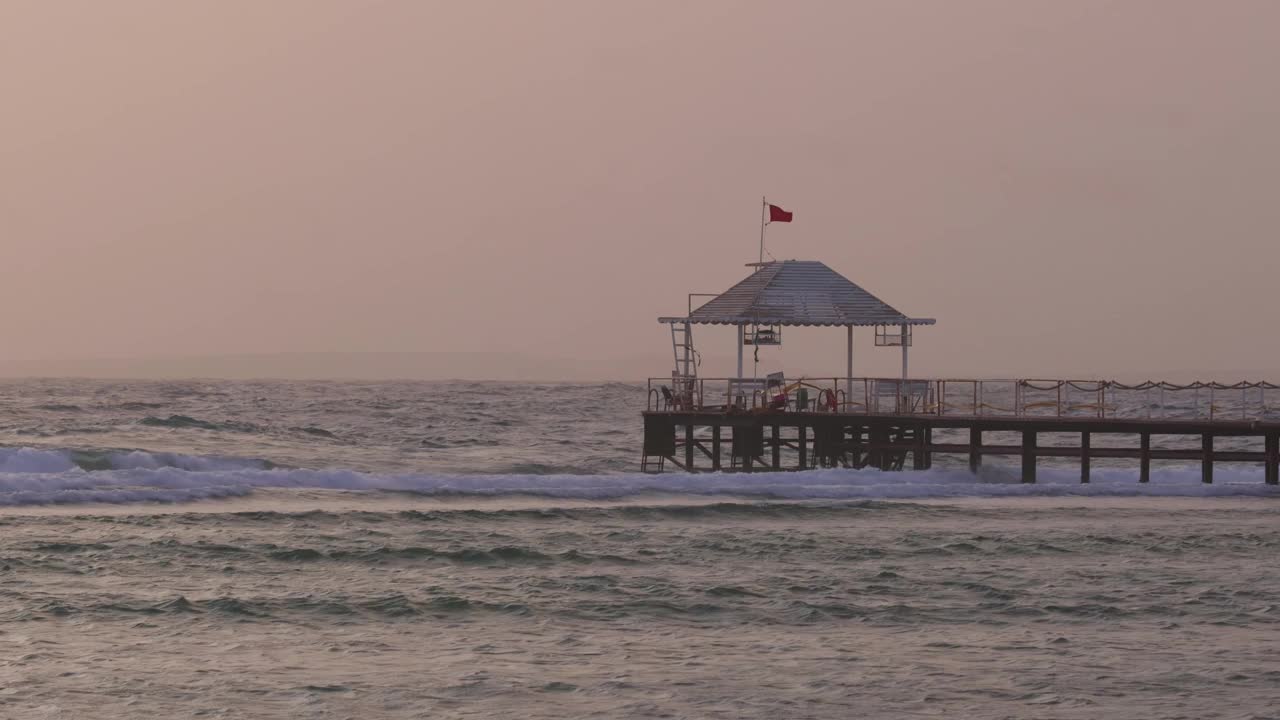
(968, 428, 982, 474)
(873, 426, 891, 471)
(1021, 431, 1036, 483)
(771, 425, 781, 470)
(1265, 433, 1279, 484)
(711, 425, 721, 471)
(685, 424, 695, 471)
(1202, 434, 1213, 484)
(912, 426, 928, 471)
(923, 426, 933, 469)
(1139, 432, 1151, 483)
(798, 425, 808, 470)
(1080, 432, 1091, 483)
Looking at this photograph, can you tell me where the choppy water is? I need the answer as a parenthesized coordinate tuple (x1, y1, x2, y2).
(0, 380, 1277, 718)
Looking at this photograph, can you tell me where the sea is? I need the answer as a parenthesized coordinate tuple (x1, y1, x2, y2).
(0, 379, 1277, 719)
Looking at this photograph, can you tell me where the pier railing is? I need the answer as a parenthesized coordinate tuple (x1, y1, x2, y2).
(646, 377, 1280, 422)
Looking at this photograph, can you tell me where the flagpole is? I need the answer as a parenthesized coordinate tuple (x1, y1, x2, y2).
(759, 196, 767, 265)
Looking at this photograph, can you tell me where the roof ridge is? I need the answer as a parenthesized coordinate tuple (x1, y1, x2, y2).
(738, 262, 786, 317)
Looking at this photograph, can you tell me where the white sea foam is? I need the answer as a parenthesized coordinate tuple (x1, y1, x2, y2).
(0, 447, 79, 474)
(0, 447, 1275, 505)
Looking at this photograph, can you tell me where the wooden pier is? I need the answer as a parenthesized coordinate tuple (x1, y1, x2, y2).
(644, 256, 1277, 484)
(642, 409, 1280, 484)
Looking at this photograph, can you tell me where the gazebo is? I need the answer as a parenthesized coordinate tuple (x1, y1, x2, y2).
(658, 260, 935, 406)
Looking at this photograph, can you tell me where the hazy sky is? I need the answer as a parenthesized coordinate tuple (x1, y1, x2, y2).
(3, 1, 1278, 379)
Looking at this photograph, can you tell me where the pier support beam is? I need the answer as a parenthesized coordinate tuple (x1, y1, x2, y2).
(685, 424, 695, 471)
(798, 425, 808, 470)
(968, 428, 982, 474)
(1080, 432, 1091, 483)
(1202, 434, 1213, 484)
(771, 425, 781, 470)
(1267, 433, 1279, 485)
(711, 426, 721, 471)
(923, 426, 933, 469)
(912, 426, 928, 471)
(1021, 431, 1036, 483)
(1139, 432, 1151, 483)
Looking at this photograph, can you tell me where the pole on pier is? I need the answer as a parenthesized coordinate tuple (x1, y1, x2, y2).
(1080, 432, 1091, 483)
(1202, 434, 1213, 484)
(736, 325, 744, 381)
(968, 428, 982, 474)
(1139, 432, 1151, 483)
(846, 325, 854, 408)
(1021, 431, 1037, 483)
(759, 196, 767, 265)
(1266, 433, 1279, 485)
(900, 322, 909, 381)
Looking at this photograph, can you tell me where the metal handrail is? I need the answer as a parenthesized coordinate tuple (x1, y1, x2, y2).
(645, 377, 1279, 422)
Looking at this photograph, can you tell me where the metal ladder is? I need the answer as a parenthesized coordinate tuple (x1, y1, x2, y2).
(669, 320, 698, 409)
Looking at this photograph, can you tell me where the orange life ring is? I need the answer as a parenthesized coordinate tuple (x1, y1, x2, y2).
(819, 389, 837, 412)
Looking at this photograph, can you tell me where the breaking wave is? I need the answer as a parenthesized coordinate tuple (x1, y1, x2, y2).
(0, 446, 1275, 507)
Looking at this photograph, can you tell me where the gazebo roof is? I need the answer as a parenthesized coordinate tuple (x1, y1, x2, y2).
(659, 260, 935, 327)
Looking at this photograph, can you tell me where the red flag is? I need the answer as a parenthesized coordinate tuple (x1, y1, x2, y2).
(768, 204, 793, 223)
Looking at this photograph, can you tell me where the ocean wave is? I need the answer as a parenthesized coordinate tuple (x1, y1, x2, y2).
(0, 446, 1276, 506)
(0, 447, 268, 474)
(140, 415, 264, 433)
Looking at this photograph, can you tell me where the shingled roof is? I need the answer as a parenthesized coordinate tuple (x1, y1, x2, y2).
(661, 260, 935, 327)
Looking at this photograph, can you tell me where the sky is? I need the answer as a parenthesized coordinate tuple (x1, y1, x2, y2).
(2, 0, 1278, 380)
